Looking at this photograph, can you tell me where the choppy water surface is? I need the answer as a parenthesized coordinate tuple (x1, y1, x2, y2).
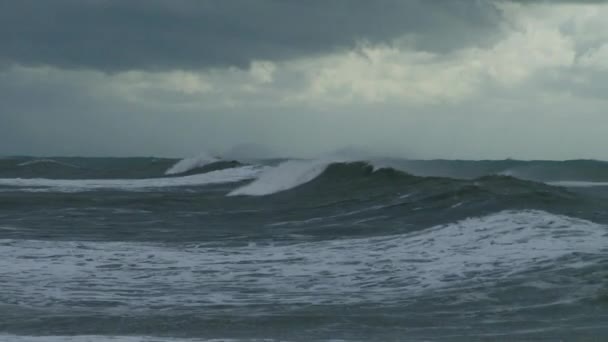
(1, 156, 608, 341)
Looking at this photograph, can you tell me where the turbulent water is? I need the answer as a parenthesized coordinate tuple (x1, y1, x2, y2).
(1, 155, 608, 341)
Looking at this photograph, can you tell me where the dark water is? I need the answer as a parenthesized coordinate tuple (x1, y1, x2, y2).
(1, 156, 608, 341)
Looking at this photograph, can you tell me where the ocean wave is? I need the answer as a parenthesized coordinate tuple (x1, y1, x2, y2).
(0, 336, 250, 342)
(1, 211, 605, 310)
(495, 160, 608, 182)
(228, 159, 411, 196)
(548, 181, 608, 187)
(164, 153, 219, 175)
(17, 159, 81, 169)
(228, 159, 333, 196)
(4, 157, 608, 185)
(227, 159, 571, 200)
(0, 166, 262, 192)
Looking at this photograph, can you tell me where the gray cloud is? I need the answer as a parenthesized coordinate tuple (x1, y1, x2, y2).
(0, 0, 500, 71)
(2, 1, 608, 160)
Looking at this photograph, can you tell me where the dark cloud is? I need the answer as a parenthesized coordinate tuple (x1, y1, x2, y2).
(0, 0, 500, 72)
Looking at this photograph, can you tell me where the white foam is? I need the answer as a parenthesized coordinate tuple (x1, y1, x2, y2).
(17, 159, 80, 169)
(227, 155, 382, 196)
(1, 211, 605, 311)
(0, 336, 261, 342)
(0, 166, 262, 192)
(165, 153, 220, 175)
(549, 181, 608, 187)
(228, 159, 332, 196)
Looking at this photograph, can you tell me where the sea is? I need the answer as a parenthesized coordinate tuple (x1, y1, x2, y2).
(1, 155, 607, 341)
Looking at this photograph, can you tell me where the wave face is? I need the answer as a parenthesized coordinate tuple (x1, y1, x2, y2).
(2, 156, 608, 341)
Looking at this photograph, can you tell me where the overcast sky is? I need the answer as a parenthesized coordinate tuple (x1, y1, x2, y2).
(1, 0, 608, 159)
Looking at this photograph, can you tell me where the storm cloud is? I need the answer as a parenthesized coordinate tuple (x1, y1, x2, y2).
(0, 0, 501, 71)
(1, 0, 608, 160)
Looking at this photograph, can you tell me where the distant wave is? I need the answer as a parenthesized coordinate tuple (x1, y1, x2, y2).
(4, 156, 608, 183)
(548, 181, 608, 187)
(0, 166, 262, 192)
(17, 159, 81, 169)
(0, 336, 229, 342)
(165, 153, 219, 175)
(227, 158, 586, 197)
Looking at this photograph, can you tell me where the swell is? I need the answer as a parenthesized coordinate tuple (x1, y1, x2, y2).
(219, 161, 608, 237)
(3, 156, 608, 182)
(230, 160, 579, 201)
(1, 211, 606, 309)
(2, 158, 607, 228)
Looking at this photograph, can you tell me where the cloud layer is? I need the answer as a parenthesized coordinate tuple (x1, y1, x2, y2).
(1, 1, 608, 160)
(0, 0, 500, 71)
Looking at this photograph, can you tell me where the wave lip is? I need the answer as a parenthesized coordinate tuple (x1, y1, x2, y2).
(165, 153, 219, 175)
(227, 155, 392, 197)
(0, 165, 262, 192)
(228, 159, 333, 196)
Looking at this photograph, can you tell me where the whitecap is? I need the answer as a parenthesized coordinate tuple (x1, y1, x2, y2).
(1, 210, 605, 310)
(227, 153, 381, 196)
(549, 181, 608, 187)
(17, 159, 81, 169)
(228, 159, 332, 196)
(0, 166, 262, 192)
(164, 153, 219, 175)
(0, 336, 257, 342)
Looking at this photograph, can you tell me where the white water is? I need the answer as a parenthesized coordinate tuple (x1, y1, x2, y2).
(228, 159, 332, 196)
(165, 153, 219, 175)
(0, 336, 267, 342)
(227, 154, 383, 196)
(1, 211, 605, 311)
(17, 159, 81, 169)
(0, 166, 262, 192)
(549, 181, 608, 187)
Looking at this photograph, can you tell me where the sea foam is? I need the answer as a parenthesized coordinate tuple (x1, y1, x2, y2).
(228, 159, 332, 196)
(2, 210, 605, 310)
(0, 166, 262, 192)
(165, 153, 219, 175)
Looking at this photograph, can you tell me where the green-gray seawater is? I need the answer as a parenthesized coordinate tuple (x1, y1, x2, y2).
(1, 156, 608, 341)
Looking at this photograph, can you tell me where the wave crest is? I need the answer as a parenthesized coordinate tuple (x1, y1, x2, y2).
(0, 166, 262, 192)
(165, 153, 219, 175)
(17, 159, 81, 169)
(229, 159, 331, 196)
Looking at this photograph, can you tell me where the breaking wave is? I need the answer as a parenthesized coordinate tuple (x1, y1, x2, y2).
(164, 153, 220, 175)
(227, 159, 576, 199)
(228, 159, 333, 196)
